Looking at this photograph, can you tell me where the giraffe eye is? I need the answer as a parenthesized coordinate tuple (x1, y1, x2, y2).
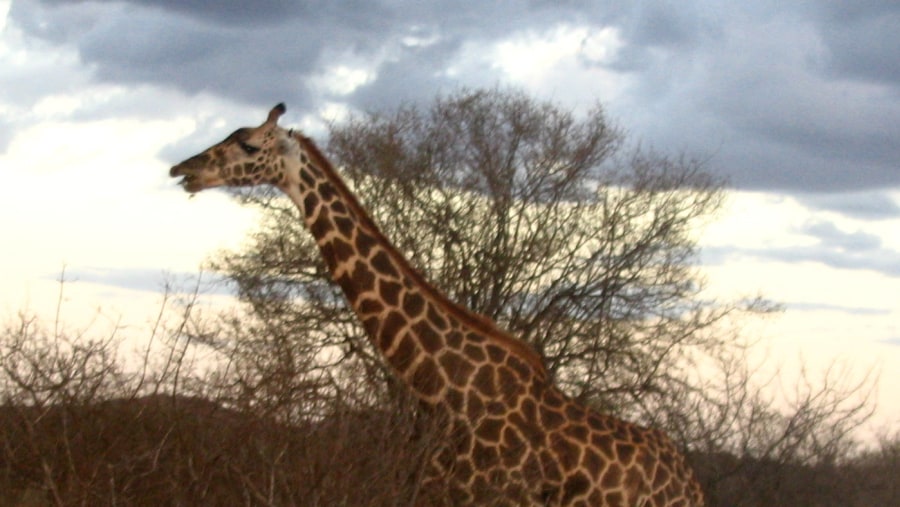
(239, 141, 261, 155)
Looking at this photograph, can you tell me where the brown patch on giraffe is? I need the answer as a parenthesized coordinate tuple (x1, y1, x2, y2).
(604, 491, 625, 505)
(653, 464, 671, 490)
(354, 230, 377, 257)
(581, 448, 603, 477)
(629, 425, 647, 444)
(334, 215, 355, 237)
(473, 365, 498, 397)
(539, 449, 564, 482)
(446, 329, 463, 348)
(486, 344, 507, 363)
(471, 441, 500, 471)
(317, 180, 337, 202)
(543, 389, 565, 408)
(616, 442, 637, 465)
(426, 303, 448, 329)
(593, 433, 616, 459)
(539, 405, 566, 430)
(506, 354, 532, 380)
(636, 445, 657, 474)
(302, 193, 319, 216)
(309, 207, 332, 239)
(412, 320, 443, 354)
(470, 474, 494, 503)
(497, 366, 521, 405)
(554, 435, 582, 471)
(561, 472, 591, 504)
(501, 427, 526, 466)
(299, 167, 316, 187)
(601, 462, 623, 489)
(357, 297, 384, 316)
(370, 250, 399, 278)
(444, 386, 464, 411)
(520, 397, 538, 422)
(411, 357, 442, 397)
(378, 311, 406, 350)
(462, 343, 486, 363)
(378, 279, 402, 306)
(564, 403, 586, 420)
(402, 291, 426, 317)
(452, 418, 473, 454)
(508, 411, 543, 448)
(563, 422, 589, 441)
(454, 458, 475, 483)
(351, 261, 376, 292)
(465, 331, 486, 343)
(330, 200, 348, 215)
(474, 417, 505, 442)
(466, 392, 486, 421)
(331, 237, 354, 264)
(334, 272, 355, 299)
(438, 350, 474, 387)
(587, 414, 609, 431)
(387, 333, 417, 371)
(486, 400, 506, 416)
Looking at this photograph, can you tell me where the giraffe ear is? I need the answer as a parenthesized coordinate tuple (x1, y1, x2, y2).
(266, 103, 286, 125)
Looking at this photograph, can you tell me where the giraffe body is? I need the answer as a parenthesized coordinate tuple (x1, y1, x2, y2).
(169, 104, 704, 506)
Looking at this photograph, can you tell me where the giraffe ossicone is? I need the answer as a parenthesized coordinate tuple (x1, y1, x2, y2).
(169, 104, 704, 506)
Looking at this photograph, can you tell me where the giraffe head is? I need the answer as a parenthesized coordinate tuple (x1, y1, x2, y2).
(170, 103, 300, 193)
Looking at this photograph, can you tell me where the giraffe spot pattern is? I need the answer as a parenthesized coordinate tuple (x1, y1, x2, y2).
(379, 311, 406, 351)
(402, 291, 426, 318)
(388, 333, 417, 372)
(411, 357, 443, 398)
(355, 230, 377, 257)
(351, 261, 376, 292)
(438, 350, 474, 387)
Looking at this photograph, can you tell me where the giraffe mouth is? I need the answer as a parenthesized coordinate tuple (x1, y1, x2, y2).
(169, 166, 203, 193)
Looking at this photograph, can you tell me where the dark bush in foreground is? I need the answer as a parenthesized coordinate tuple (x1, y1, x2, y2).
(1, 394, 896, 506)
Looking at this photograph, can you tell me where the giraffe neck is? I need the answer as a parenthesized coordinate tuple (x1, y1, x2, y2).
(279, 134, 546, 403)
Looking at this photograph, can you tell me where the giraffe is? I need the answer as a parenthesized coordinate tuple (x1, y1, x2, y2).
(169, 103, 705, 506)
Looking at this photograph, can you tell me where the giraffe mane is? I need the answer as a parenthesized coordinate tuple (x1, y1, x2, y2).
(293, 132, 549, 380)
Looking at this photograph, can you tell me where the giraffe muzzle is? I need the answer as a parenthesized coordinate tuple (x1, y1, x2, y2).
(170, 154, 212, 193)
(169, 166, 200, 193)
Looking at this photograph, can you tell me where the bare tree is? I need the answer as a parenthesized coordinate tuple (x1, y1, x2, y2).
(212, 88, 731, 420)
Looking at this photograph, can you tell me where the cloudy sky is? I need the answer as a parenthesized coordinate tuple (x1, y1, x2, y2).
(1, 1, 897, 432)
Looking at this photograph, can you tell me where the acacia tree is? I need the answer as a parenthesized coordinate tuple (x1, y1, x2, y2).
(209, 88, 730, 421)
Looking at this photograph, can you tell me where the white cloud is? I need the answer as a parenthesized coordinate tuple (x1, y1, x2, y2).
(490, 24, 629, 105)
(309, 63, 376, 97)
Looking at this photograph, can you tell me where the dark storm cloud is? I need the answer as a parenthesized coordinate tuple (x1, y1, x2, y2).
(8, 0, 900, 192)
(8, 0, 593, 127)
(813, 0, 900, 85)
